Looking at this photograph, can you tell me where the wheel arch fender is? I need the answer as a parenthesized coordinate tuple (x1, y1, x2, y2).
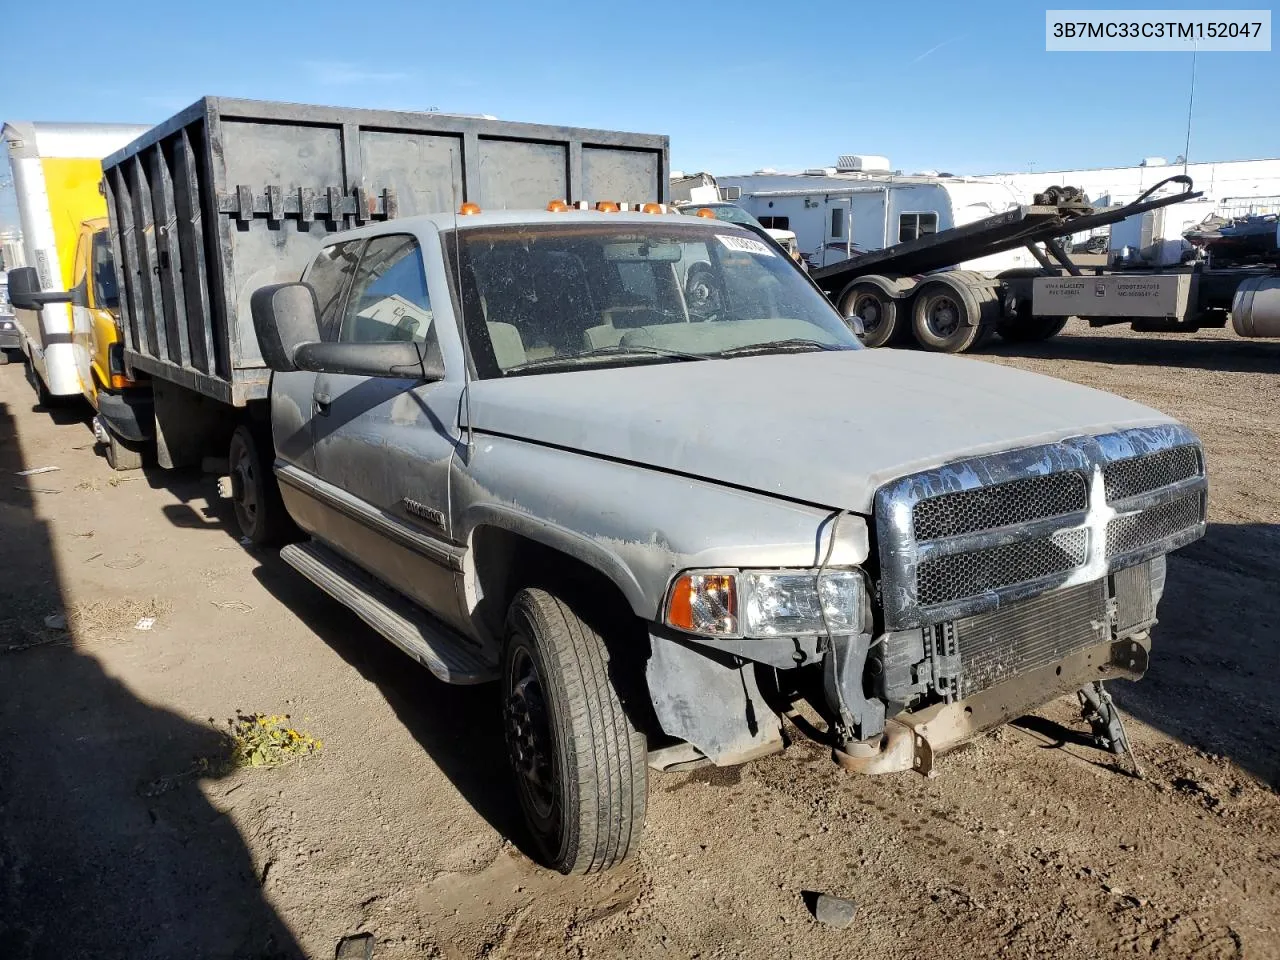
(836, 273, 912, 307)
(460, 504, 652, 627)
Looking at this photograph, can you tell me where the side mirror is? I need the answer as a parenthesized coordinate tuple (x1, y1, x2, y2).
(7, 266, 72, 310)
(844, 314, 867, 339)
(251, 282, 320, 373)
(251, 281, 444, 381)
(293, 340, 445, 381)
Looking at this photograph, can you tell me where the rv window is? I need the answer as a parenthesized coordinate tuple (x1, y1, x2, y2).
(899, 213, 939, 243)
(759, 216, 790, 231)
(830, 209, 844, 239)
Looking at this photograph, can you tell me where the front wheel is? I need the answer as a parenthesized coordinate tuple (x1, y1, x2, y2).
(104, 431, 145, 471)
(502, 588, 647, 874)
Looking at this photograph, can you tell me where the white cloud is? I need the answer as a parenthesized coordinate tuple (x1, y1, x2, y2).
(304, 61, 414, 85)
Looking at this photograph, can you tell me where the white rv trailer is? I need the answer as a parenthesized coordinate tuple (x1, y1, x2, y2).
(0, 122, 149, 399)
(718, 166, 1034, 273)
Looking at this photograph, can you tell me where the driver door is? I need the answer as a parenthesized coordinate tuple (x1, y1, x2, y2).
(311, 233, 467, 630)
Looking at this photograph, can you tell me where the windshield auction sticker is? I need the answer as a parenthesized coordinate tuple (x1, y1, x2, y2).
(717, 234, 776, 257)
(1046, 10, 1271, 50)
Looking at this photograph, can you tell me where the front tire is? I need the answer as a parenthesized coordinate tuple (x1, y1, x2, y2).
(502, 588, 647, 874)
(104, 431, 144, 471)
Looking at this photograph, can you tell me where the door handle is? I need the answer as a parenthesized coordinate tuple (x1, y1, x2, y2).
(313, 392, 332, 416)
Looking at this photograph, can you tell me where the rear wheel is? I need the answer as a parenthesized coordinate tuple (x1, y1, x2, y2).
(502, 587, 647, 874)
(839, 283, 901, 348)
(228, 424, 292, 545)
(0, 350, 9, 366)
(911, 275, 998, 353)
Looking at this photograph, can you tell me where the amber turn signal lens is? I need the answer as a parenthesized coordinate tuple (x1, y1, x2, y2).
(665, 572, 738, 637)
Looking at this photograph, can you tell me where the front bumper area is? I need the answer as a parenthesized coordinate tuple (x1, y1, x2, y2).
(833, 633, 1149, 775)
(96, 387, 155, 443)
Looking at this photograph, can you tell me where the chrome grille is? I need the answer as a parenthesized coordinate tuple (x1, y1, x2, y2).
(874, 423, 1207, 630)
(1104, 445, 1201, 502)
(950, 579, 1107, 699)
(1107, 490, 1206, 559)
(912, 473, 1087, 540)
(917, 530, 1089, 606)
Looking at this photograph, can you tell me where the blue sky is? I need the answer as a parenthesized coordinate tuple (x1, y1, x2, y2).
(0, 0, 1275, 229)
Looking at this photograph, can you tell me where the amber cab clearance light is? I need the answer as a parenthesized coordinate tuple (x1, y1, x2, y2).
(595, 201, 620, 213)
(458, 202, 481, 216)
(546, 199, 569, 212)
(695, 207, 717, 219)
(641, 202, 663, 214)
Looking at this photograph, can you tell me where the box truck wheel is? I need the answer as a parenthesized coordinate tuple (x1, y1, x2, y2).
(105, 431, 145, 471)
(502, 587, 647, 874)
(911, 278, 991, 353)
(228, 424, 292, 545)
(839, 282, 901, 348)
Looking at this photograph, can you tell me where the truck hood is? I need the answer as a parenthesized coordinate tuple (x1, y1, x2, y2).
(465, 349, 1174, 513)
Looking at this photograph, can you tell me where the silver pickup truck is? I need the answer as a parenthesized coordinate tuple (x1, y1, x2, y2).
(249, 209, 1207, 875)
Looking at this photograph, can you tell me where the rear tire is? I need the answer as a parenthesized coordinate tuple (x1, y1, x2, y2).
(228, 424, 293, 545)
(910, 275, 998, 353)
(502, 587, 647, 874)
(104, 431, 144, 471)
(839, 282, 901, 348)
(0, 350, 9, 366)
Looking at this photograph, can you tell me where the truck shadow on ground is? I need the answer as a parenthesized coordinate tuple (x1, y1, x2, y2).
(0, 392, 304, 960)
(248, 554, 539, 862)
(983, 331, 1280, 373)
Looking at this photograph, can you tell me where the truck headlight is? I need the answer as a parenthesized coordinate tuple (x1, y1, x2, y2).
(664, 568, 864, 639)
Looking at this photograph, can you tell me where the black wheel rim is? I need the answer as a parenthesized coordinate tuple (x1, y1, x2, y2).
(229, 437, 258, 527)
(852, 294, 883, 333)
(925, 294, 963, 338)
(505, 640, 559, 827)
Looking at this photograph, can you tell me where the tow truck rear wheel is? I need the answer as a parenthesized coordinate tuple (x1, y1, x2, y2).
(839, 282, 901, 348)
(910, 275, 998, 353)
(228, 424, 292, 546)
(502, 587, 647, 874)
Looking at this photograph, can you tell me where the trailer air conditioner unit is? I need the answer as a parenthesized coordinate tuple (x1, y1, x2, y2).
(835, 154, 890, 172)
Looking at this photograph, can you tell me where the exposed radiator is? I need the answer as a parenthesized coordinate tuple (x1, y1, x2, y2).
(948, 580, 1108, 700)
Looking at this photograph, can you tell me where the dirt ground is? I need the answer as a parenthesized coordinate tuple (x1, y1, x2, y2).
(1, 323, 1278, 960)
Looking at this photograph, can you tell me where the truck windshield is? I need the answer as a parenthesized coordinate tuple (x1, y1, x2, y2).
(446, 222, 859, 378)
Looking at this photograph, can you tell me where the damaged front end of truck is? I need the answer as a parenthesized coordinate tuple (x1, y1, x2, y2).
(645, 422, 1207, 777)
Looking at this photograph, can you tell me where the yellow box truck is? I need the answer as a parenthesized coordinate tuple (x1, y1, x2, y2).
(2, 122, 152, 467)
